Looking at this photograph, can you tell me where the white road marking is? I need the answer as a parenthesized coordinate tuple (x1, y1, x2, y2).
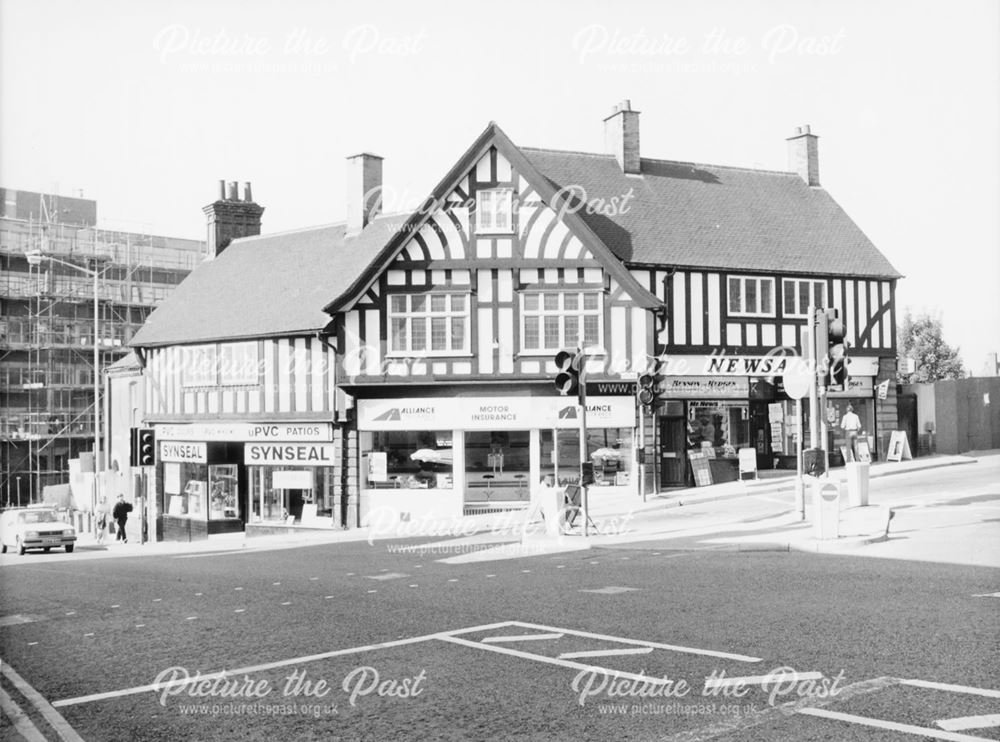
(27, 642, 38, 646)
(368, 572, 408, 581)
(53, 621, 517, 708)
(0, 686, 49, 742)
(65, 611, 76, 616)
(185, 616, 197, 621)
(439, 634, 678, 685)
(580, 586, 639, 595)
(84, 633, 94, 637)
(900, 679, 1000, 698)
(798, 707, 993, 741)
(309, 577, 318, 581)
(234, 609, 245, 613)
(704, 670, 823, 690)
(234, 587, 243, 591)
(448, 578, 458, 582)
(559, 647, 653, 659)
(972, 592, 1000, 598)
(135, 624, 145, 628)
(1, 660, 86, 741)
(937, 714, 1000, 732)
(110, 605, 119, 608)
(152, 598, 161, 602)
(510, 620, 762, 663)
(281, 602, 291, 606)
(481, 633, 564, 644)
(325, 595, 335, 599)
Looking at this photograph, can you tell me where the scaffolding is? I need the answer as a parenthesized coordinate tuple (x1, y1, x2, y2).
(1, 194, 204, 505)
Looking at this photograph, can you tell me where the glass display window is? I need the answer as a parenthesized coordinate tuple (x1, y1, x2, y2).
(163, 461, 208, 519)
(209, 464, 239, 520)
(360, 430, 454, 490)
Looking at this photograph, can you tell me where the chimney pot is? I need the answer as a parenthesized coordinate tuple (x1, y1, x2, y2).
(243, 182, 253, 203)
(227, 181, 239, 201)
(218, 180, 226, 200)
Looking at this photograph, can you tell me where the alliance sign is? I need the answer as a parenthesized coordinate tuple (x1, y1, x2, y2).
(358, 396, 635, 431)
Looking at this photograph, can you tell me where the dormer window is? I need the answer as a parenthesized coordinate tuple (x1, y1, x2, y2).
(476, 188, 514, 233)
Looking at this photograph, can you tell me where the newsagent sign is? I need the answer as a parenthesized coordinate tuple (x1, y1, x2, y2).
(357, 397, 635, 431)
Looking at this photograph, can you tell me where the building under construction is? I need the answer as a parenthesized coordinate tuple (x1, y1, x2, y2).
(1, 188, 204, 506)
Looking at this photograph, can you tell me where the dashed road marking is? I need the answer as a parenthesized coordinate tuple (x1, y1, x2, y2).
(972, 592, 1000, 598)
(281, 602, 292, 606)
(798, 707, 991, 742)
(234, 609, 245, 613)
(579, 586, 639, 595)
(185, 616, 197, 621)
(368, 572, 408, 581)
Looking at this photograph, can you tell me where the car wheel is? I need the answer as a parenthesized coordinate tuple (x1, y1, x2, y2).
(18, 538, 26, 556)
(65, 545, 74, 553)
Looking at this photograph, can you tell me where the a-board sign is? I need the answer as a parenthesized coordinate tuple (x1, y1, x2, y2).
(688, 451, 713, 487)
(856, 439, 872, 463)
(563, 484, 582, 527)
(738, 447, 758, 480)
(886, 431, 913, 462)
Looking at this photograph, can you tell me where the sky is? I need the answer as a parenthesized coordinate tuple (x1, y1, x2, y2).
(2, 0, 998, 373)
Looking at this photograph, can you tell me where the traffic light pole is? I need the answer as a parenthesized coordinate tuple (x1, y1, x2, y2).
(578, 361, 590, 538)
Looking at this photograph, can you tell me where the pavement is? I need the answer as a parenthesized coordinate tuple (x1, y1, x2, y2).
(4, 451, 991, 568)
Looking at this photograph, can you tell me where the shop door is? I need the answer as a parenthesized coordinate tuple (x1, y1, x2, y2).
(749, 401, 773, 470)
(659, 415, 687, 488)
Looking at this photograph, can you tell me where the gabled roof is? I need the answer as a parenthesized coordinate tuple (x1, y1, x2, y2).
(130, 215, 406, 347)
(522, 148, 902, 279)
(324, 122, 664, 313)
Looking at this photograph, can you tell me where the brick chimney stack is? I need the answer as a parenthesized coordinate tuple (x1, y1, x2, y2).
(346, 153, 383, 235)
(203, 180, 265, 258)
(786, 125, 820, 186)
(604, 100, 641, 175)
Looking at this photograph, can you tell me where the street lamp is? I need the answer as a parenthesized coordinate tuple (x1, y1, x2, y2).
(25, 250, 102, 529)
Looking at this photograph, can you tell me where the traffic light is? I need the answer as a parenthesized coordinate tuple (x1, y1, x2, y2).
(826, 309, 849, 389)
(131, 427, 156, 467)
(813, 308, 829, 388)
(554, 349, 584, 404)
(637, 367, 665, 413)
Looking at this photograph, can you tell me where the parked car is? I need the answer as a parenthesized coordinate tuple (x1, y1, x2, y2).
(0, 507, 77, 555)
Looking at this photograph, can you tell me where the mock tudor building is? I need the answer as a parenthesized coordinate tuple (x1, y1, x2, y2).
(130, 101, 901, 539)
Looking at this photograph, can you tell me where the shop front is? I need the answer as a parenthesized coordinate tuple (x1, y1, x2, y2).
(356, 394, 636, 525)
(155, 422, 342, 541)
(655, 355, 882, 488)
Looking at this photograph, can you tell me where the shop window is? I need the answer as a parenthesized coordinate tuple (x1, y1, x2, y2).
(540, 428, 632, 487)
(476, 189, 514, 233)
(520, 291, 602, 352)
(728, 276, 775, 317)
(388, 293, 470, 356)
(782, 279, 826, 318)
(361, 430, 454, 489)
(248, 466, 334, 523)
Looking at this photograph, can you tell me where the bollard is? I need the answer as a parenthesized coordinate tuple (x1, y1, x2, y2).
(845, 462, 870, 507)
(812, 480, 842, 540)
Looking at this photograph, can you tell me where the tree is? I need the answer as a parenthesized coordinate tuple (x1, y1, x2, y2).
(896, 311, 966, 382)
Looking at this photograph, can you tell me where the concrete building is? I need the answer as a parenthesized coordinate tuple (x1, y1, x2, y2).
(0, 188, 203, 506)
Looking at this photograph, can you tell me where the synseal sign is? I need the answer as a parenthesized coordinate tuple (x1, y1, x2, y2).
(358, 397, 635, 431)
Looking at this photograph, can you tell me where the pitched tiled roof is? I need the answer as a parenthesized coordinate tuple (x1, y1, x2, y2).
(130, 214, 406, 347)
(522, 148, 902, 279)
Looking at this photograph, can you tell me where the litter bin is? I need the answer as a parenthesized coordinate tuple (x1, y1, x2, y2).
(845, 462, 870, 507)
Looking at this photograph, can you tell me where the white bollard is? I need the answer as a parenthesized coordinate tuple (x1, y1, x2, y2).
(845, 462, 870, 507)
(812, 480, 842, 540)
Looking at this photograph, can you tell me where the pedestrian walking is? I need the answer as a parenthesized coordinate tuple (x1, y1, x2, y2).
(112, 494, 133, 543)
(96, 495, 110, 545)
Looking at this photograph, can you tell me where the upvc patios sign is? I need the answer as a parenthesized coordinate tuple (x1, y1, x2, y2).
(157, 423, 333, 442)
(357, 397, 635, 431)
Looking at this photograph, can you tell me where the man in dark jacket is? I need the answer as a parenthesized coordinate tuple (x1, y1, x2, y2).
(112, 495, 133, 543)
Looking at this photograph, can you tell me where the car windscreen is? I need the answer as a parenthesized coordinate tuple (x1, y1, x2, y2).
(22, 511, 60, 524)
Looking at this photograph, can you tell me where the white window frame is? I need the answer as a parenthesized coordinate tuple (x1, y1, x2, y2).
(387, 292, 471, 356)
(519, 290, 603, 354)
(182, 345, 218, 387)
(782, 279, 827, 318)
(475, 188, 514, 234)
(727, 275, 776, 318)
(218, 342, 260, 386)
